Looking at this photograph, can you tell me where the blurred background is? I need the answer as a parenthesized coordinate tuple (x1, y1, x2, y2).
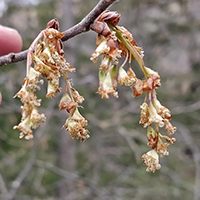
(0, 0, 200, 199)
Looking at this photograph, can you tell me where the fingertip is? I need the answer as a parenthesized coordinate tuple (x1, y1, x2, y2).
(0, 25, 23, 56)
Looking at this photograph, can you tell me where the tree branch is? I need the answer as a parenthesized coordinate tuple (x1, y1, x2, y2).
(0, 0, 118, 67)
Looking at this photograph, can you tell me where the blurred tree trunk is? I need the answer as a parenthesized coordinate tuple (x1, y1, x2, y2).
(55, 0, 76, 198)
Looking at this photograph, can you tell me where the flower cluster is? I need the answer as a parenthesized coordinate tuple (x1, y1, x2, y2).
(13, 67, 45, 139)
(14, 19, 89, 141)
(90, 11, 177, 172)
(58, 83, 90, 142)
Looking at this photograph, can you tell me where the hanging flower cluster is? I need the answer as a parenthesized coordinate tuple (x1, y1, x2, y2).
(90, 11, 177, 172)
(14, 11, 176, 172)
(14, 19, 89, 141)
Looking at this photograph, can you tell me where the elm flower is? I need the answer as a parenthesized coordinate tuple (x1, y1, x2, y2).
(90, 39, 110, 63)
(163, 119, 177, 136)
(13, 104, 46, 140)
(149, 102, 164, 128)
(97, 67, 118, 98)
(118, 67, 136, 86)
(156, 138, 169, 157)
(139, 102, 150, 128)
(63, 108, 89, 142)
(153, 98, 171, 120)
(142, 149, 161, 172)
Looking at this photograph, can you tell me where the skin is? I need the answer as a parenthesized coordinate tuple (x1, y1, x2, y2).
(0, 25, 23, 56)
(0, 25, 23, 105)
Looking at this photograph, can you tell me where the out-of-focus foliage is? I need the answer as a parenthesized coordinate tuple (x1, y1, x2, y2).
(0, 0, 200, 200)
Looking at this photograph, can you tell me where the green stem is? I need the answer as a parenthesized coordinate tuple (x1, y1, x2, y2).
(109, 25, 147, 78)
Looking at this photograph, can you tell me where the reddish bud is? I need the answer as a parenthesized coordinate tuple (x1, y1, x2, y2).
(46, 18, 59, 30)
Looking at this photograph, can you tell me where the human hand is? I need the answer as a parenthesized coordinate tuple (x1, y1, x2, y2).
(0, 25, 22, 56)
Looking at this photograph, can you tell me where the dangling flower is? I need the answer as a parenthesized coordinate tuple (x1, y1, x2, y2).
(63, 108, 89, 142)
(100, 56, 111, 71)
(13, 103, 46, 140)
(118, 67, 136, 86)
(156, 138, 169, 157)
(139, 102, 150, 128)
(164, 119, 177, 136)
(97, 67, 118, 98)
(59, 93, 78, 113)
(148, 102, 164, 128)
(153, 98, 171, 120)
(14, 19, 73, 139)
(142, 149, 161, 172)
(71, 88, 84, 104)
(90, 38, 110, 63)
(143, 67, 161, 90)
(90, 10, 177, 172)
(147, 126, 157, 148)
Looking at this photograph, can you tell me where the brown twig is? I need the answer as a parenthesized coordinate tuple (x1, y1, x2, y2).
(0, 0, 118, 67)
